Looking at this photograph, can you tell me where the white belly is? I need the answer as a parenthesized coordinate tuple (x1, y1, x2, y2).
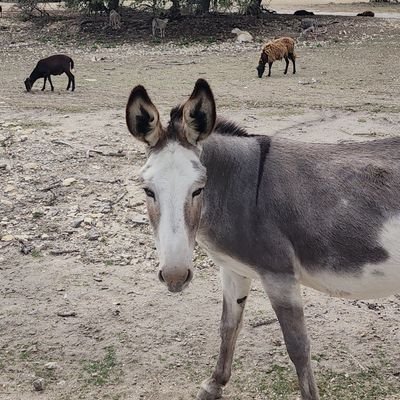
(298, 217, 400, 299)
(197, 218, 400, 300)
(298, 262, 400, 299)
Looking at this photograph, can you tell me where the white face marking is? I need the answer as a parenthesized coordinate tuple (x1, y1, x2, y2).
(298, 216, 400, 299)
(141, 141, 206, 292)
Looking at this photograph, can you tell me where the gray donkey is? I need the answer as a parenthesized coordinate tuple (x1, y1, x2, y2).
(126, 79, 400, 400)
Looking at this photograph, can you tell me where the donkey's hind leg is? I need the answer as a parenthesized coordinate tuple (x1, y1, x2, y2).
(197, 268, 251, 400)
(261, 273, 319, 400)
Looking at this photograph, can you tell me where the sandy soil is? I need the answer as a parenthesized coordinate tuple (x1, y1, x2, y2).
(1, 6, 400, 400)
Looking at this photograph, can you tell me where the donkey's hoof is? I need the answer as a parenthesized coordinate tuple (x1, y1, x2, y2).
(196, 378, 223, 400)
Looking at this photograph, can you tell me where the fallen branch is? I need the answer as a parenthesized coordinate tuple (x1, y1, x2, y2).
(0, 241, 13, 250)
(50, 249, 80, 256)
(40, 181, 61, 192)
(343, 350, 367, 371)
(251, 318, 278, 328)
(0, 135, 13, 146)
(93, 178, 122, 184)
(52, 139, 125, 157)
(57, 311, 77, 317)
(51, 139, 74, 148)
(111, 190, 128, 206)
(87, 149, 126, 158)
(164, 61, 196, 66)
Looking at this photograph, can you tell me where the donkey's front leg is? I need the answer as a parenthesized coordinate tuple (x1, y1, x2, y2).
(197, 268, 252, 400)
(262, 273, 320, 400)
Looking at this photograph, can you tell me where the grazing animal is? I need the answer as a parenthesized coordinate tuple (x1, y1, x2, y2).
(109, 9, 121, 29)
(300, 18, 318, 39)
(357, 10, 375, 17)
(0, 5, 2, 18)
(231, 28, 253, 43)
(152, 18, 169, 38)
(24, 54, 75, 92)
(257, 37, 296, 78)
(294, 9, 314, 16)
(126, 78, 400, 400)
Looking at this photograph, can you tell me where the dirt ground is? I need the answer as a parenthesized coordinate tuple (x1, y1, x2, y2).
(1, 5, 400, 400)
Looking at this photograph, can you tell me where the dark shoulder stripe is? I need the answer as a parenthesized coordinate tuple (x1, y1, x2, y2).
(255, 136, 271, 205)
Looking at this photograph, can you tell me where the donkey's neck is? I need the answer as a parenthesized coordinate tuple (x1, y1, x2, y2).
(198, 134, 272, 261)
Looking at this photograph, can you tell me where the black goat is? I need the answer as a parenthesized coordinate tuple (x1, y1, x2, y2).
(294, 9, 314, 16)
(24, 54, 75, 92)
(0, 5, 3, 18)
(357, 10, 375, 17)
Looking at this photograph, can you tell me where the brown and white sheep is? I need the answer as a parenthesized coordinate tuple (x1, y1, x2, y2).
(256, 37, 296, 78)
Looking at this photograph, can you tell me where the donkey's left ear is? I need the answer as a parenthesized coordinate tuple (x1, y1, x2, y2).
(182, 79, 216, 145)
(126, 85, 163, 147)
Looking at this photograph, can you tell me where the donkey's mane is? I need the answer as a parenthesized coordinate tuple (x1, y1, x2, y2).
(213, 119, 250, 137)
(169, 105, 252, 138)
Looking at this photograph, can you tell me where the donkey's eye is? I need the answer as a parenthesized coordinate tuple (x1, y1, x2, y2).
(144, 188, 155, 199)
(192, 188, 204, 198)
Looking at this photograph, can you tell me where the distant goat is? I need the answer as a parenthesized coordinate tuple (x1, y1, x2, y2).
(0, 5, 2, 18)
(109, 9, 121, 29)
(231, 28, 254, 43)
(300, 18, 318, 39)
(152, 18, 169, 38)
(257, 37, 296, 78)
(294, 9, 314, 16)
(24, 55, 75, 92)
(357, 10, 375, 17)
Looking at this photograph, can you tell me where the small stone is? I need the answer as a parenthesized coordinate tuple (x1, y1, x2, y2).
(44, 362, 57, 370)
(62, 178, 77, 187)
(4, 185, 16, 193)
(86, 229, 100, 241)
(41, 234, 49, 240)
(1, 234, 14, 242)
(129, 213, 148, 225)
(33, 378, 45, 391)
(83, 217, 93, 225)
(24, 162, 39, 170)
(27, 345, 38, 353)
(0, 199, 13, 208)
(72, 217, 84, 228)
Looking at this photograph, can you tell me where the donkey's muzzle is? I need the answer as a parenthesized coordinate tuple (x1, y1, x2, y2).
(158, 268, 193, 293)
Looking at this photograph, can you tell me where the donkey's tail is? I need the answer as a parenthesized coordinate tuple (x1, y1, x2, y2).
(70, 58, 74, 70)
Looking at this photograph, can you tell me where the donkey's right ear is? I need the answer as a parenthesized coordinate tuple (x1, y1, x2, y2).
(182, 79, 216, 145)
(126, 85, 162, 147)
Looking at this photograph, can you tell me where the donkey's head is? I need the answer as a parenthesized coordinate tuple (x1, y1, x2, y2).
(126, 79, 216, 293)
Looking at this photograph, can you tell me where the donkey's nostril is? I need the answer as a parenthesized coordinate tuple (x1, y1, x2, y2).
(185, 269, 193, 284)
(158, 270, 165, 283)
